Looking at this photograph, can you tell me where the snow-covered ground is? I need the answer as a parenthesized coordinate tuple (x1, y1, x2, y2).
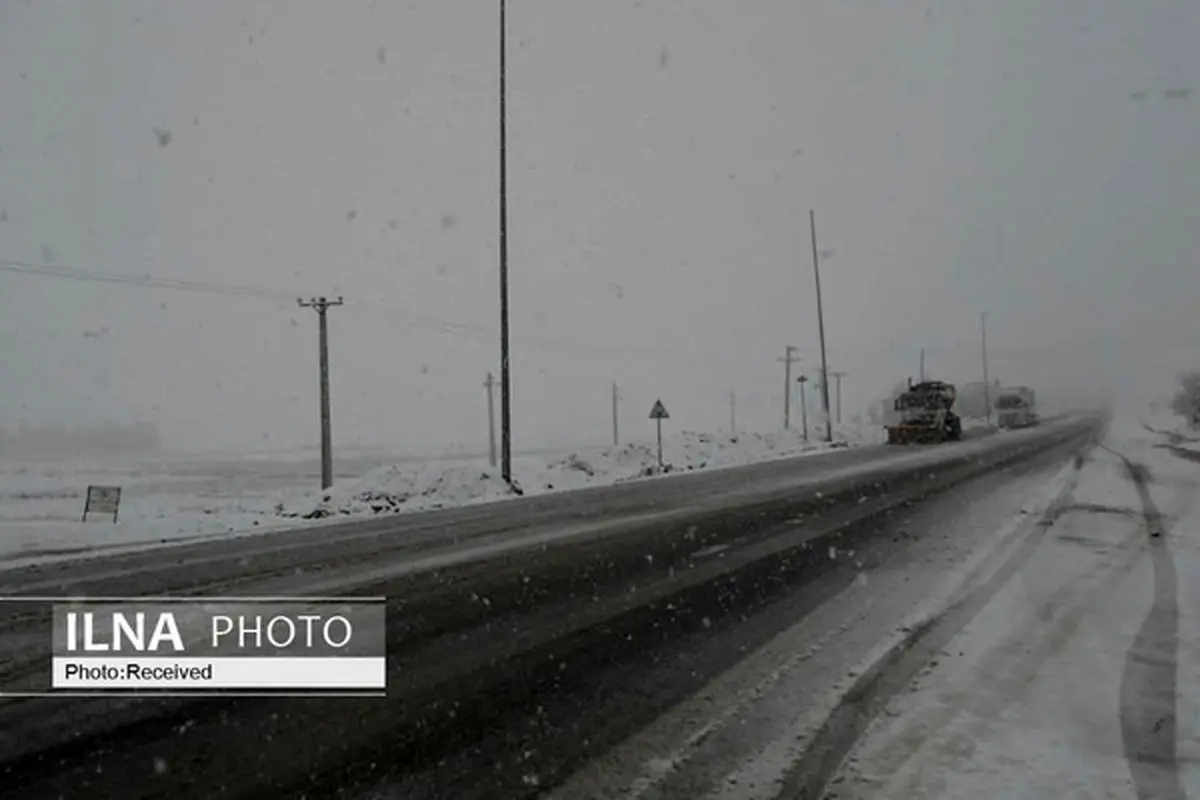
(280, 423, 883, 520)
(0, 455, 338, 567)
(0, 423, 883, 567)
(828, 409, 1200, 798)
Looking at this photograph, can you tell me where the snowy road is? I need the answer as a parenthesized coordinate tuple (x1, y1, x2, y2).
(0, 414, 1102, 799)
(824, 419, 1200, 799)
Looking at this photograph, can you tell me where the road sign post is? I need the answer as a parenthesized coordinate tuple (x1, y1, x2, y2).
(649, 399, 670, 468)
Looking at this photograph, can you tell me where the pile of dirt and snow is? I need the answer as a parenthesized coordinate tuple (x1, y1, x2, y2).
(284, 463, 525, 520)
(280, 423, 884, 520)
(1138, 406, 1200, 441)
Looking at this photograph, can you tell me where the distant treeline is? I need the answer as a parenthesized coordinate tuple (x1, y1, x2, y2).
(0, 421, 162, 458)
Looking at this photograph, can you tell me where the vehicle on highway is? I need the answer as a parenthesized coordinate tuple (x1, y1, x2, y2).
(885, 380, 963, 444)
(996, 386, 1039, 429)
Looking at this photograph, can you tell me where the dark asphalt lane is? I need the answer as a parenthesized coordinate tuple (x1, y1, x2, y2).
(0, 415, 1100, 799)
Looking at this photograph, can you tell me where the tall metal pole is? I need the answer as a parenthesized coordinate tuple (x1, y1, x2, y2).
(498, 0, 513, 483)
(919, 348, 926, 381)
(298, 295, 343, 490)
(981, 312, 991, 424)
(810, 210, 833, 442)
(611, 381, 619, 446)
(729, 388, 736, 434)
(484, 372, 498, 467)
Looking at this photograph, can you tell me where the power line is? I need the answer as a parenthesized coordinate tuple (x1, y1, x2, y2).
(0, 259, 295, 301)
(15, 256, 1191, 372)
(2, 258, 768, 371)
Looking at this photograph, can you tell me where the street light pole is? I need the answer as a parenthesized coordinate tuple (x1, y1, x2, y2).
(809, 209, 833, 442)
(498, 0, 513, 484)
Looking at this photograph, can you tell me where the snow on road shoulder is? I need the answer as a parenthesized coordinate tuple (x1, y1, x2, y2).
(279, 423, 883, 520)
(0, 423, 883, 566)
(828, 411, 1200, 798)
(0, 458, 317, 568)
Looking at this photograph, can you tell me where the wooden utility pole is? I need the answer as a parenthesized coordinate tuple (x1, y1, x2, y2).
(297, 296, 344, 489)
(484, 372, 498, 467)
(611, 381, 619, 446)
(981, 312, 991, 424)
(779, 345, 801, 429)
(829, 370, 847, 424)
(797, 374, 809, 441)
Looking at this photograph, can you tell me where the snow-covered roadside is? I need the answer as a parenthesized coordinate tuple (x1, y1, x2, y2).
(0, 423, 884, 567)
(0, 447, 513, 566)
(0, 460, 319, 568)
(277, 423, 884, 520)
(828, 411, 1200, 798)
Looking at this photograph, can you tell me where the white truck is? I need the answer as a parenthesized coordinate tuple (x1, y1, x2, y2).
(996, 386, 1038, 429)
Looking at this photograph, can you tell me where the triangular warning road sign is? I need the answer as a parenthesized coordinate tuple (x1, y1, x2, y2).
(649, 399, 670, 420)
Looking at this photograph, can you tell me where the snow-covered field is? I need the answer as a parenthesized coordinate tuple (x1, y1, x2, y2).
(829, 408, 1200, 798)
(0, 423, 883, 567)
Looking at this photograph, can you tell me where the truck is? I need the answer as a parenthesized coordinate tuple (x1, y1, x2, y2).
(995, 386, 1038, 429)
(885, 380, 963, 444)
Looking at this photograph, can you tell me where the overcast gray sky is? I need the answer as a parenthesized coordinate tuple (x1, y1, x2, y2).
(1, 0, 1197, 453)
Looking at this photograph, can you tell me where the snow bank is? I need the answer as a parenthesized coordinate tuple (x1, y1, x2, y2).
(1136, 403, 1200, 440)
(960, 416, 996, 433)
(280, 423, 885, 520)
(0, 423, 884, 564)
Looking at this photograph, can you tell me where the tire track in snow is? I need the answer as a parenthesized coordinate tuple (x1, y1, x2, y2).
(817, 496, 1151, 799)
(1108, 449, 1184, 800)
(773, 435, 1101, 800)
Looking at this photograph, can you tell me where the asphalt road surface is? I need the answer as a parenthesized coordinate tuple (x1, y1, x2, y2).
(0, 414, 1102, 799)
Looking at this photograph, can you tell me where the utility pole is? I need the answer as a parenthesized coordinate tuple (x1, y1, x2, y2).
(797, 375, 809, 441)
(981, 312, 991, 424)
(484, 372, 498, 467)
(779, 345, 801, 429)
(809, 209, 833, 442)
(919, 348, 926, 381)
(611, 381, 619, 446)
(498, 0, 513, 484)
(297, 296, 344, 490)
(829, 370, 847, 424)
(729, 388, 736, 434)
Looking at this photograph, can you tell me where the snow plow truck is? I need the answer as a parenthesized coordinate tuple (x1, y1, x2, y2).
(886, 380, 963, 444)
(996, 386, 1038, 428)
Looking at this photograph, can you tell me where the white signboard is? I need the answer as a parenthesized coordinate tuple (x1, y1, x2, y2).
(82, 485, 122, 523)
